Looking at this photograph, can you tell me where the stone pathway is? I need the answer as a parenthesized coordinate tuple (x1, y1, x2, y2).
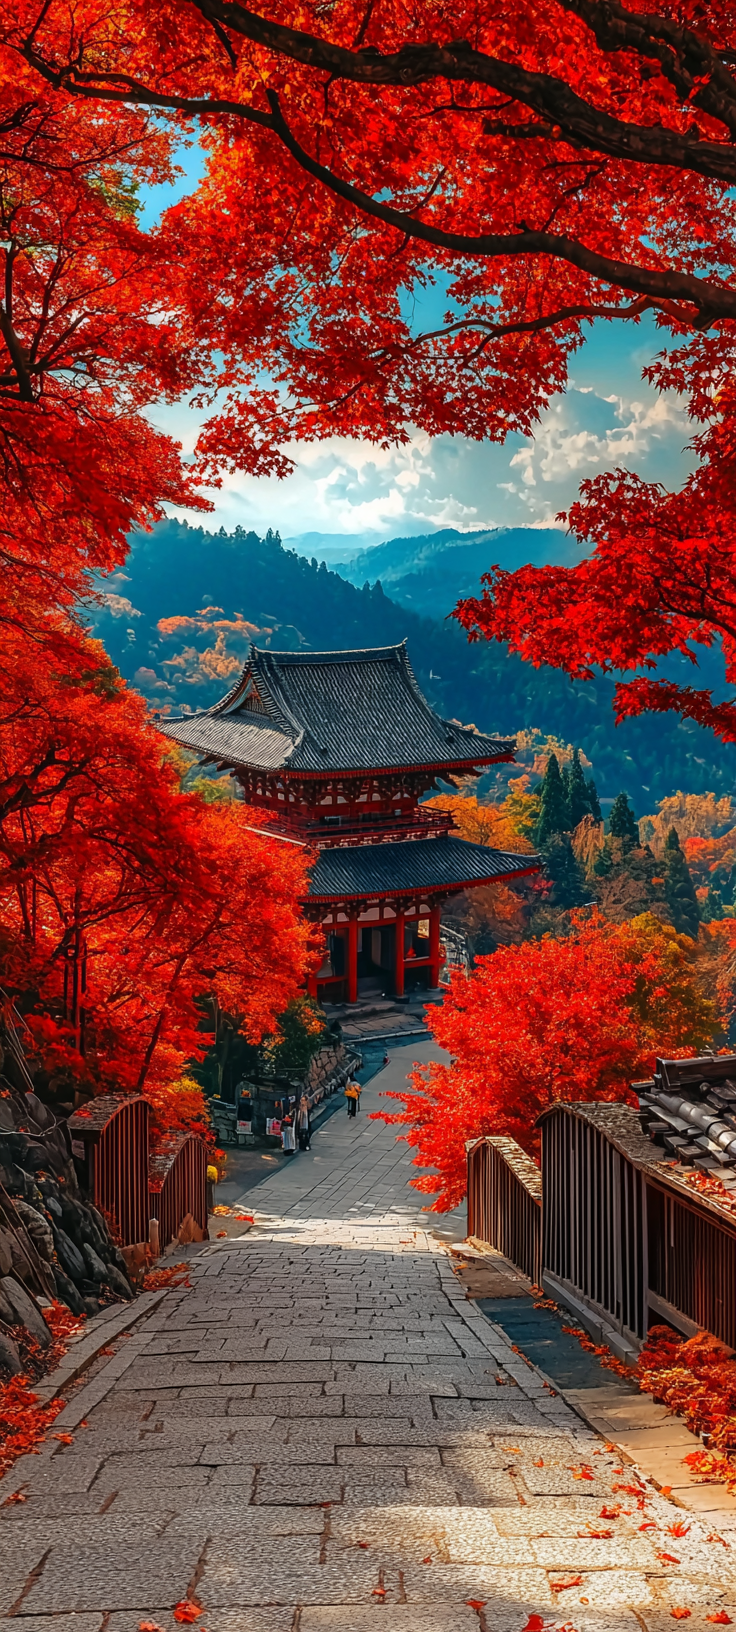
(2, 1044, 735, 1631)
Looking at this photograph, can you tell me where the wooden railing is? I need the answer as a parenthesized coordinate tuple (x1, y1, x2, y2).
(149, 1131, 208, 1250)
(466, 1135, 542, 1285)
(69, 1094, 150, 1247)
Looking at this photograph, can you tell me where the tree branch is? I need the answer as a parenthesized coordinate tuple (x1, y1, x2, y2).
(560, 0, 736, 141)
(190, 0, 736, 182)
(398, 297, 653, 352)
(266, 93, 736, 322)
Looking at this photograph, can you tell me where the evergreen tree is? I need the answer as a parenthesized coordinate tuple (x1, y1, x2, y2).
(568, 748, 591, 829)
(608, 792, 639, 848)
(586, 776, 602, 823)
(535, 753, 570, 845)
(664, 826, 700, 938)
(541, 835, 588, 909)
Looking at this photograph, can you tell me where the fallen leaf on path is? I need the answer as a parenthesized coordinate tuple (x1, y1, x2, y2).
(534, 1457, 544, 1467)
(668, 1523, 691, 1538)
(173, 1602, 202, 1623)
(582, 1527, 612, 1538)
(571, 1465, 594, 1480)
(707, 1614, 733, 1623)
(670, 1611, 691, 1620)
(550, 1575, 583, 1593)
(139, 1621, 164, 1630)
(465, 1602, 486, 1611)
(356, 1542, 369, 1549)
(422, 1556, 432, 1564)
(216, 1231, 227, 1238)
(3, 1492, 27, 1504)
(600, 1505, 621, 1519)
(53, 1433, 74, 1444)
(657, 1552, 681, 1564)
(372, 1587, 386, 1599)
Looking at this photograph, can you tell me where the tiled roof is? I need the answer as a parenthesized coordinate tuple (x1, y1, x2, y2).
(158, 643, 514, 776)
(307, 835, 538, 901)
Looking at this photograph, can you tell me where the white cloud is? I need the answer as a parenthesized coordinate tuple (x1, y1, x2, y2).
(150, 334, 695, 546)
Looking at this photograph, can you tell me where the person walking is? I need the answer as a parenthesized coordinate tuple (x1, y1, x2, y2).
(344, 1078, 361, 1118)
(297, 1094, 311, 1151)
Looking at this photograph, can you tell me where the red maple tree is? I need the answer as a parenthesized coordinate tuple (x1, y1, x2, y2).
(378, 912, 719, 1211)
(3, 0, 733, 741)
(0, 614, 315, 1133)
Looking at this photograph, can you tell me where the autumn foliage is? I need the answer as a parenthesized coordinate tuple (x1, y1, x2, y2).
(379, 912, 719, 1210)
(638, 1325, 736, 1457)
(0, 1302, 84, 1479)
(0, 628, 313, 1136)
(0, 0, 732, 764)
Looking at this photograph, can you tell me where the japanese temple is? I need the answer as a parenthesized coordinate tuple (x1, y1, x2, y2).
(160, 643, 539, 1004)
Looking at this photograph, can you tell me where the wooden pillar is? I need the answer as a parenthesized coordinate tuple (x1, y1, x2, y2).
(394, 909, 405, 997)
(347, 915, 359, 1005)
(307, 971, 318, 999)
(429, 903, 442, 989)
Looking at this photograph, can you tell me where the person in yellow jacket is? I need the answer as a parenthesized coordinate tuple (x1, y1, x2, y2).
(344, 1078, 362, 1119)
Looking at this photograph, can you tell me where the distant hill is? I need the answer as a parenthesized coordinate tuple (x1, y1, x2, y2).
(90, 517, 736, 809)
(333, 526, 577, 619)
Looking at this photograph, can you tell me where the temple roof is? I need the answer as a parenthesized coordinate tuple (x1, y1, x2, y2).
(308, 835, 538, 901)
(158, 643, 514, 776)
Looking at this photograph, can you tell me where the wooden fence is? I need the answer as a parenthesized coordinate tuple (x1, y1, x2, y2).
(149, 1131, 208, 1250)
(69, 1096, 208, 1252)
(466, 1100, 736, 1352)
(69, 1094, 150, 1247)
(466, 1136, 542, 1285)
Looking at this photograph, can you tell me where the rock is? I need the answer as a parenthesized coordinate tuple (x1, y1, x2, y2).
(0, 1283, 15, 1324)
(0, 1229, 12, 1277)
(52, 1226, 86, 1282)
(0, 1275, 51, 1348)
(14, 1200, 54, 1261)
(105, 1262, 133, 1300)
(52, 1265, 85, 1315)
(0, 1329, 22, 1376)
(82, 1243, 107, 1282)
(82, 1295, 101, 1316)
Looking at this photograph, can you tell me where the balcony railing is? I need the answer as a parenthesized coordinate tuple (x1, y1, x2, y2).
(263, 806, 454, 847)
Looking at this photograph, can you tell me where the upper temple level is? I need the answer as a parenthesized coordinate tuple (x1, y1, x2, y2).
(158, 642, 515, 780)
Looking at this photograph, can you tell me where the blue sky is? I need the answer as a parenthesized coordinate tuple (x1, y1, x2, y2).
(142, 150, 694, 550)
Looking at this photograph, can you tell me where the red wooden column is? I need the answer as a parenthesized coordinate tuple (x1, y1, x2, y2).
(394, 908, 406, 997)
(347, 914, 359, 1005)
(307, 971, 318, 999)
(429, 902, 442, 988)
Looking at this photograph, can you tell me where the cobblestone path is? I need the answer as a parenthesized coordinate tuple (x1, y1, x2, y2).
(2, 1044, 735, 1632)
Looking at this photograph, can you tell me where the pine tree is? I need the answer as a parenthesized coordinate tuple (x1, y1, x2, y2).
(568, 748, 591, 829)
(535, 753, 570, 845)
(608, 792, 639, 848)
(541, 835, 588, 910)
(664, 826, 700, 938)
(586, 777, 602, 823)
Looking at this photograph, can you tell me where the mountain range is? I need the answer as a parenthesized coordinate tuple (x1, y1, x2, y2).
(90, 518, 736, 811)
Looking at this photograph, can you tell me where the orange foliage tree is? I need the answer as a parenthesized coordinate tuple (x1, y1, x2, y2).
(0, 12, 321, 1126)
(0, 618, 314, 1141)
(379, 912, 719, 1211)
(3, 0, 735, 484)
(5, 0, 736, 747)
